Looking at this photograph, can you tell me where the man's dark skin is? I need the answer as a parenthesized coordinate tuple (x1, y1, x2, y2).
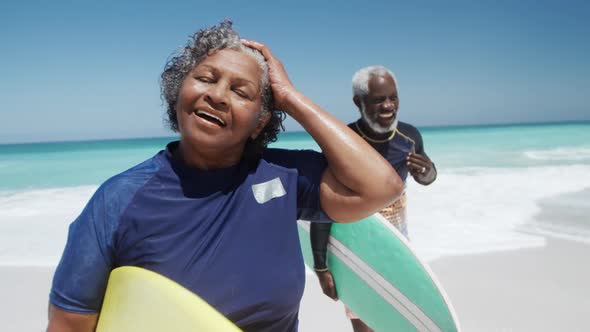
(315, 72, 436, 332)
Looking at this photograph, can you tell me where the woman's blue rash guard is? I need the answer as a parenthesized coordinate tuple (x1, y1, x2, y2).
(50, 141, 332, 332)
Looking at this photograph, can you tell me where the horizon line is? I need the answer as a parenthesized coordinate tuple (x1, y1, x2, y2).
(1, 119, 589, 146)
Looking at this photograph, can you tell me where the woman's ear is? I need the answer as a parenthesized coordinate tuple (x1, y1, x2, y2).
(251, 112, 272, 140)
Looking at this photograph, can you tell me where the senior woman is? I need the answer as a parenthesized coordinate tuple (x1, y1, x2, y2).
(47, 21, 402, 332)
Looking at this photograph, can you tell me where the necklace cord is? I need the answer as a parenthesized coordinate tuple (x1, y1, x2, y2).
(355, 121, 396, 143)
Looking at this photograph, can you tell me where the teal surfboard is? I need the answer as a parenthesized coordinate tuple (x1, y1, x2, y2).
(298, 214, 461, 332)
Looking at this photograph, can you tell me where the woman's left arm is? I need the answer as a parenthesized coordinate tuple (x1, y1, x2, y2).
(243, 40, 402, 222)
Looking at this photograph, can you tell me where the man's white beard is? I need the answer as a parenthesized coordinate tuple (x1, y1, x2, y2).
(360, 103, 398, 134)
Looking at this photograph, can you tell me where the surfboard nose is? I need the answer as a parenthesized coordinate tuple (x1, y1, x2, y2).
(96, 266, 242, 332)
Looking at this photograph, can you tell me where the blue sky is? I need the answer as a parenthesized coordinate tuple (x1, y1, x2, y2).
(1, 0, 588, 143)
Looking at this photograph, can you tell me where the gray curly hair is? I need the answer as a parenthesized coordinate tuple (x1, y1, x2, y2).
(161, 20, 284, 158)
(351, 65, 397, 98)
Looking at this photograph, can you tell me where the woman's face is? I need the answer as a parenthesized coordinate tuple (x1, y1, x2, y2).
(175, 48, 267, 154)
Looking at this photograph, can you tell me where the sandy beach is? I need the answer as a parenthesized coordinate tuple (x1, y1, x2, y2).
(3, 235, 589, 331)
(429, 237, 590, 332)
(0, 265, 55, 332)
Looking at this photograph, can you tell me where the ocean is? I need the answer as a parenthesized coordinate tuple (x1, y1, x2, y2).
(1, 122, 589, 266)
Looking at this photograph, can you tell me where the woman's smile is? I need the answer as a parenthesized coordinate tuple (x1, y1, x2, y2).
(194, 109, 227, 128)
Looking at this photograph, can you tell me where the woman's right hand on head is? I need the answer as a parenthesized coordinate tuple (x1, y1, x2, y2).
(241, 39, 295, 111)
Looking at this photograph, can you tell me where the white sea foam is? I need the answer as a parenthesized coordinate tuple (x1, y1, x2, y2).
(1, 165, 590, 266)
(524, 147, 590, 162)
(0, 186, 98, 266)
(406, 164, 590, 261)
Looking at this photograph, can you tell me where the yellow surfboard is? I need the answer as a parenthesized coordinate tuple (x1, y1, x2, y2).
(96, 266, 242, 332)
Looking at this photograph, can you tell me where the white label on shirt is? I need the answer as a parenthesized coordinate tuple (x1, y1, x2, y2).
(251, 177, 286, 204)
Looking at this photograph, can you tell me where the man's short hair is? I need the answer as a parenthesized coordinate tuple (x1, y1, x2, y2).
(351, 65, 397, 98)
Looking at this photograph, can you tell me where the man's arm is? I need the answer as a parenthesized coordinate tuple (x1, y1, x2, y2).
(310, 223, 338, 300)
(405, 125, 437, 185)
(311, 222, 331, 270)
(47, 304, 98, 332)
